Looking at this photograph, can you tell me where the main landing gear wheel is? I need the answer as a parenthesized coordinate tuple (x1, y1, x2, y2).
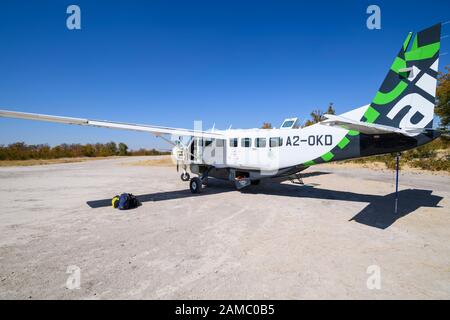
(190, 177, 202, 194)
(181, 172, 190, 181)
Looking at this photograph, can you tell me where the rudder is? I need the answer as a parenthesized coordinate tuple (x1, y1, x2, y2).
(361, 24, 441, 132)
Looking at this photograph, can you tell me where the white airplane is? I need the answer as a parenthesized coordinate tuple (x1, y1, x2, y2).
(0, 24, 443, 193)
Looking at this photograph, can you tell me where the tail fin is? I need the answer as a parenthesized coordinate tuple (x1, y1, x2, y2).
(361, 23, 441, 132)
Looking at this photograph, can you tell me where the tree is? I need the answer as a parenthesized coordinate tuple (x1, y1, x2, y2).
(118, 143, 128, 156)
(436, 65, 450, 130)
(303, 103, 335, 127)
(0, 142, 170, 160)
(261, 122, 272, 129)
(105, 142, 118, 156)
(82, 144, 95, 157)
(326, 102, 336, 115)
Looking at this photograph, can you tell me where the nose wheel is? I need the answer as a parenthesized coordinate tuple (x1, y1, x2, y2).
(181, 172, 190, 181)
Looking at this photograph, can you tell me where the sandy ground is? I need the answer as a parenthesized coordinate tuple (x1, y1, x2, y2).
(0, 156, 449, 299)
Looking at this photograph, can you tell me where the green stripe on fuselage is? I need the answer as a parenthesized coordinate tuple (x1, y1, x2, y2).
(348, 130, 359, 136)
(337, 136, 350, 149)
(303, 160, 315, 167)
(321, 152, 334, 162)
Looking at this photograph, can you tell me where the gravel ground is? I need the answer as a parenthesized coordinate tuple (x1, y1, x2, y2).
(0, 156, 449, 299)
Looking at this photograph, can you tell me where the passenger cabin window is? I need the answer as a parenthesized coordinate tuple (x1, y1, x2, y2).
(270, 137, 283, 147)
(255, 138, 266, 148)
(216, 139, 224, 147)
(241, 138, 251, 148)
(229, 138, 238, 147)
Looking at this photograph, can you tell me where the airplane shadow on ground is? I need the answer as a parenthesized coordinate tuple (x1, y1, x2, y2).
(86, 171, 443, 230)
(249, 184, 443, 229)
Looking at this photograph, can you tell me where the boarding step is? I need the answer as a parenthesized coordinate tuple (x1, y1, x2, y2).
(289, 173, 304, 185)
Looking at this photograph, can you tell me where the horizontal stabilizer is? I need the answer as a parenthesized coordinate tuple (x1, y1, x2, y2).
(322, 114, 430, 136)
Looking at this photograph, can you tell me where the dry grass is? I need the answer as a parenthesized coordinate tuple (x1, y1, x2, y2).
(319, 161, 450, 176)
(0, 156, 124, 167)
(0, 155, 175, 167)
(124, 156, 175, 167)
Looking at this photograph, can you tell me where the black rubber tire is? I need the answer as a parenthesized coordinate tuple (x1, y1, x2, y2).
(190, 177, 202, 193)
(181, 172, 190, 181)
(251, 180, 260, 185)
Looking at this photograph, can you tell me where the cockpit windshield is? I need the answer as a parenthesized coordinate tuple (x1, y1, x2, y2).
(280, 118, 298, 129)
(282, 120, 294, 128)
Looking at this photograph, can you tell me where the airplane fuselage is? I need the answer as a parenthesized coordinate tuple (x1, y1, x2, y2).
(189, 121, 438, 182)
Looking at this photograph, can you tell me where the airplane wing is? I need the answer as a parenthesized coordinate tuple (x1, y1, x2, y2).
(0, 109, 224, 139)
(321, 114, 430, 136)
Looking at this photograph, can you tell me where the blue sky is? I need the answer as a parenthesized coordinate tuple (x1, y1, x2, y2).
(1, 0, 449, 150)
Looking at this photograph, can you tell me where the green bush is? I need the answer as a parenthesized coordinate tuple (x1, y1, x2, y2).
(410, 159, 450, 171)
(0, 142, 170, 160)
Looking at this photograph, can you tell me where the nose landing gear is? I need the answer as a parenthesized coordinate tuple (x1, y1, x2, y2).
(180, 172, 190, 181)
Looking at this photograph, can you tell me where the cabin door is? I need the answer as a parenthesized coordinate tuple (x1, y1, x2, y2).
(201, 139, 227, 166)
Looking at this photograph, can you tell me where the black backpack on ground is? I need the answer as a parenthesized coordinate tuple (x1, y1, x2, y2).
(117, 193, 140, 210)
